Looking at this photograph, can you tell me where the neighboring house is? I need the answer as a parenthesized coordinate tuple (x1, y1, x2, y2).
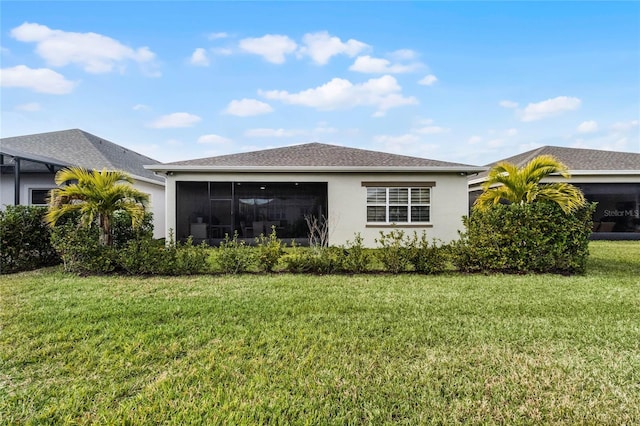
(469, 145, 640, 240)
(146, 142, 485, 247)
(0, 129, 166, 238)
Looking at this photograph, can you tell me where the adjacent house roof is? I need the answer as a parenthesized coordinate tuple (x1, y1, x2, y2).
(147, 142, 486, 173)
(470, 145, 640, 183)
(0, 129, 163, 183)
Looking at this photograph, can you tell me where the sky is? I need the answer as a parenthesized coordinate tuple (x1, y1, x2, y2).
(1, 1, 638, 166)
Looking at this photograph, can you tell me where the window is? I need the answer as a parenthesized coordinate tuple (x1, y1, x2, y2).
(30, 189, 52, 206)
(366, 187, 431, 223)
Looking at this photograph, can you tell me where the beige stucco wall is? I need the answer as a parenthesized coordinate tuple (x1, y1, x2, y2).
(163, 171, 470, 247)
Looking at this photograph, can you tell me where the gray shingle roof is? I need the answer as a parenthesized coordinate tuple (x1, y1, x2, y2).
(473, 145, 640, 180)
(158, 142, 482, 171)
(0, 129, 163, 183)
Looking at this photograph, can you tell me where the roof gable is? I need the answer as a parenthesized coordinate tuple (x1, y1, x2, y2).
(0, 129, 163, 183)
(159, 142, 482, 171)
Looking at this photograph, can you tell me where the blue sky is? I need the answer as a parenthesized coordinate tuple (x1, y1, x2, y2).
(1, 1, 638, 165)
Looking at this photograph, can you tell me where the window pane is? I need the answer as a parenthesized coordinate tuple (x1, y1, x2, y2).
(389, 188, 408, 204)
(411, 188, 430, 204)
(30, 189, 50, 205)
(367, 206, 386, 222)
(367, 188, 386, 204)
(411, 206, 430, 222)
(389, 206, 408, 222)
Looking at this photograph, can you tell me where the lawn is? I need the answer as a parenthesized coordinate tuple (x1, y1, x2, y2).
(1, 241, 639, 424)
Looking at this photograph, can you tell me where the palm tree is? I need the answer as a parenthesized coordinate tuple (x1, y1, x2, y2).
(45, 167, 149, 246)
(474, 154, 586, 213)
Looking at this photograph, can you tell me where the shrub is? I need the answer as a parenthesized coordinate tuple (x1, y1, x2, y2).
(175, 237, 210, 275)
(111, 211, 154, 249)
(0, 205, 59, 274)
(452, 201, 596, 274)
(343, 233, 371, 273)
(50, 222, 117, 274)
(375, 230, 411, 273)
(255, 226, 284, 272)
(283, 244, 345, 274)
(216, 231, 255, 274)
(118, 236, 169, 275)
(406, 232, 448, 274)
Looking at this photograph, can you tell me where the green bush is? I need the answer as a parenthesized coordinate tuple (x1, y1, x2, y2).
(0, 205, 60, 274)
(111, 211, 154, 249)
(216, 231, 255, 274)
(175, 237, 210, 275)
(406, 232, 448, 274)
(283, 244, 345, 274)
(118, 236, 168, 275)
(255, 226, 284, 272)
(375, 230, 411, 273)
(50, 222, 117, 274)
(453, 202, 596, 274)
(343, 233, 371, 273)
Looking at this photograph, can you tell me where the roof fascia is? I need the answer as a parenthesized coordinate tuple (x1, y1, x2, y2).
(145, 165, 488, 174)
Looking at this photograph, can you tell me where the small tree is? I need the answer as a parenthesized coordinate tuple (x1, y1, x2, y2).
(474, 155, 586, 213)
(45, 167, 149, 246)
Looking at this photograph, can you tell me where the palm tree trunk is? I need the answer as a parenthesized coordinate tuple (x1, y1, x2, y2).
(99, 214, 112, 246)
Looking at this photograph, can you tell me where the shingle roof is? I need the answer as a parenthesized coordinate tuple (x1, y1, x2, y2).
(0, 129, 163, 183)
(154, 142, 483, 171)
(473, 145, 640, 180)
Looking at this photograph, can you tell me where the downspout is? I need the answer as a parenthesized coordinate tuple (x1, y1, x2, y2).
(14, 157, 21, 205)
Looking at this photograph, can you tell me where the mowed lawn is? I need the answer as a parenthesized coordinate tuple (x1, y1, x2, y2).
(1, 242, 639, 424)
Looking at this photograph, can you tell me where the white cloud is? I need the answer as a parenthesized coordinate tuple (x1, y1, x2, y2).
(415, 126, 450, 135)
(299, 31, 368, 65)
(224, 98, 273, 117)
(488, 138, 505, 148)
(468, 135, 483, 144)
(505, 128, 518, 137)
(611, 120, 639, 132)
(245, 128, 302, 138)
(239, 34, 297, 64)
(520, 96, 581, 122)
(197, 134, 232, 144)
(577, 120, 598, 134)
(374, 134, 421, 145)
(418, 74, 438, 86)
(349, 55, 420, 74)
(499, 100, 518, 108)
(0, 65, 76, 94)
(149, 112, 201, 128)
(190, 48, 209, 66)
(390, 49, 417, 60)
(212, 47, 233, 56)
(133, 104, 150, 111)
(15, 102, 41, 112)
(260, 75, 417, 117)
(10, 22, 158, 74)
(208, 32, 229, 40)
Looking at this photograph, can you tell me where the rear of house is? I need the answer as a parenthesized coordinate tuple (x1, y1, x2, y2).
(147, 143, 485, 247)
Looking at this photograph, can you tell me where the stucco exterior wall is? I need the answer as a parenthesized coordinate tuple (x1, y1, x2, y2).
(163, 171, 470, 247)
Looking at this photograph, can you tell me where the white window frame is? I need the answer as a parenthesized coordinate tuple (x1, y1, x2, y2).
(365, 186, 432, 225)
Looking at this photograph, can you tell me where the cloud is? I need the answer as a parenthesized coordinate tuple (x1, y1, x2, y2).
(505, 128, 518, 137)
(224, 98, 273, 116)
(10, 22, 158, 74)
(390, 49, 418, 60)
(499, 100, 518, 108)
(577, 120, 598, 134)
(244, 128, 303, 138)
(260, 75, 417, 117)
(299, 31, 368, 65)
(190, 48, 209, 66)
(418, 74, 438, 86)
(611, 120, 639, 132)
(133, 104, 150, 111)
(349, 55, 421, 74)
(15, 102, 41, 112)
(239, 34, 297, 64)
(468, 135, 483, 144)
(0, 65, 76, 94)
(197, 134, 232, 144)
(415, 126, 450, 135)
(520, 96, 581, 122)
(208, 32, 229, 40)
(149, 112, 201, 128)
(212, 47, 233, 56)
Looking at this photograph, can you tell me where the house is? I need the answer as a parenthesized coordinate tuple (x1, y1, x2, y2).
(0, 129, 166, 238)
(469, 145, 640, 239)
(146, 142, 485, 247)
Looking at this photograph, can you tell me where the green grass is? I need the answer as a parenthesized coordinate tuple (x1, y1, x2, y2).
(1, 241, 639, 424)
